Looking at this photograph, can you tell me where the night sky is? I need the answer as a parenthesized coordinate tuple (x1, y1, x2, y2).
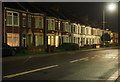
(32, 2, 118, 32)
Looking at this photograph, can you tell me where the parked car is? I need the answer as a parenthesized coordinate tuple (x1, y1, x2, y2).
(2, 43, 16, 57)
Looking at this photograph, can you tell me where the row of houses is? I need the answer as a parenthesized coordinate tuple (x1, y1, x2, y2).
(2, 3, 118, 52)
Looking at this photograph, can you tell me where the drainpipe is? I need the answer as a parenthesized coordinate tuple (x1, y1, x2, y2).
(4, 7, 6, 43)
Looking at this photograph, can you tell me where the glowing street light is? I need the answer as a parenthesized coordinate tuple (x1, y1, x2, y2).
(107, 3, 116, 11)
(102, 3, 116, 45)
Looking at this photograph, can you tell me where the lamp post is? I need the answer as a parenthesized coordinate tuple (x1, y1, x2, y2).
(102, 3, 116, 45)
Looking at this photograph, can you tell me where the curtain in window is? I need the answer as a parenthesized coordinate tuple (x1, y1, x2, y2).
(7, 33, 19, 47)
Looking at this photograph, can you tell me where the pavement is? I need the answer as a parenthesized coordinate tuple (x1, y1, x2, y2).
(2, 47, 119, 81)
(2, 47, 118, 62)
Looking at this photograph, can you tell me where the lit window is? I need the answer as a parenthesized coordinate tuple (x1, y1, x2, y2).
(51, 36, 54, 46)
(7, 33, 19, 47)
(48, 36, 50, 45)
(35, 35, 38, 46)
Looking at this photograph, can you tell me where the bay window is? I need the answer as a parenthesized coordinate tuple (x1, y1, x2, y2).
(63, 22, 69, 32)
(35, 16, 43, 28)
(47, 19, 55, 30)
(7, 33, 19, 47)
(48, 36, 55, 46)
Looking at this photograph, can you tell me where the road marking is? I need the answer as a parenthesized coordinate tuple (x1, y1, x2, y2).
(3, 64, 59, 78)
(84, 59, 88, 61)
(91, 57, 95, 59)
(70, 57, 89, 63)
(106, 70, 118, 82)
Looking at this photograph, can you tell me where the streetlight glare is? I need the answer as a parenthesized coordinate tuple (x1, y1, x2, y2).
(108, 3, 116, 11)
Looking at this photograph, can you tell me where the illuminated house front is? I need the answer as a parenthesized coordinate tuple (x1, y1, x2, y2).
(2, 3, 46, 51)
(2, 3, 118, 53)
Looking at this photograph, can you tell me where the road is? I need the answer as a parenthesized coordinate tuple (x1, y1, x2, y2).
(2, 48, 119, 81)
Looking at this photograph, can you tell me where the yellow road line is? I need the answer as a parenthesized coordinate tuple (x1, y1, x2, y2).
(70, 57, 89, 63)
(3, 65, 59, 78)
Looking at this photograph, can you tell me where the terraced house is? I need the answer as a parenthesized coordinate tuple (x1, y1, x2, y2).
(2, 2, 118, 52)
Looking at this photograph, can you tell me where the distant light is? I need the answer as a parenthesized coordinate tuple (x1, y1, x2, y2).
(108, 3, 116, 11)
(106, 29, 109, 31)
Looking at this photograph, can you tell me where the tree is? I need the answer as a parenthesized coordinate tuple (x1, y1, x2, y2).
(101, 33, 111, 42)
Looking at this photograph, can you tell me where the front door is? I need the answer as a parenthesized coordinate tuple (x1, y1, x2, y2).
(56, 36, 59, 47)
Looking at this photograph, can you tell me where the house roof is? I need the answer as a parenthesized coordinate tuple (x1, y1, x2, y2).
(3, 2, 45, 14)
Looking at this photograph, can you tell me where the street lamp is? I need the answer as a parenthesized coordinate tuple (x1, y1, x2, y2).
(102, 3, 116, 45)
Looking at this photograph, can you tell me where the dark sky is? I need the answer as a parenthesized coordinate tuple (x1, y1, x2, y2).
(32, 2, 118, 32)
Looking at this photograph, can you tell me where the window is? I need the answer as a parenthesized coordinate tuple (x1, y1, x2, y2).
(47, 19, 55, 30)
(28, 34, 32, 45)
(39, 35, 43, 45)
(7, 33, 19, 47)
(35, 17, 38, 28)
(7, 11, 19, 26)
(63, 23, 65, 32)
(63, 23, 69, 32)
(81, 27, 85, 34)
(86, 38, 88, 45)
(7, 12, 12, 25)
(74, 25, 76, 32)
(78, 38, 80, 44)
(35, 34, 43, 46)
(51, 20, 54, 30)
(66, 36, 68, 43)
(35, 16, 43, 28)
(71, 25, 73, 32)
(51, 36, 54, 46)
(22, 14, 26, 27)
(58, 22, 60, 30)
(74, 37, 75, 43)
(86, 28, 89, 35)
(66, 23, 69, 32)
(48, 36, 54, 46)
(13, 13, 18, 25)
(78, 26, 79, 34)
(48, 36, 51, 45)
(35, 35, 38, 46)
(28, 15, 31, 28)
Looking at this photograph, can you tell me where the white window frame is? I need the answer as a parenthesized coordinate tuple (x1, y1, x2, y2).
(6, 11, 19, 26)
